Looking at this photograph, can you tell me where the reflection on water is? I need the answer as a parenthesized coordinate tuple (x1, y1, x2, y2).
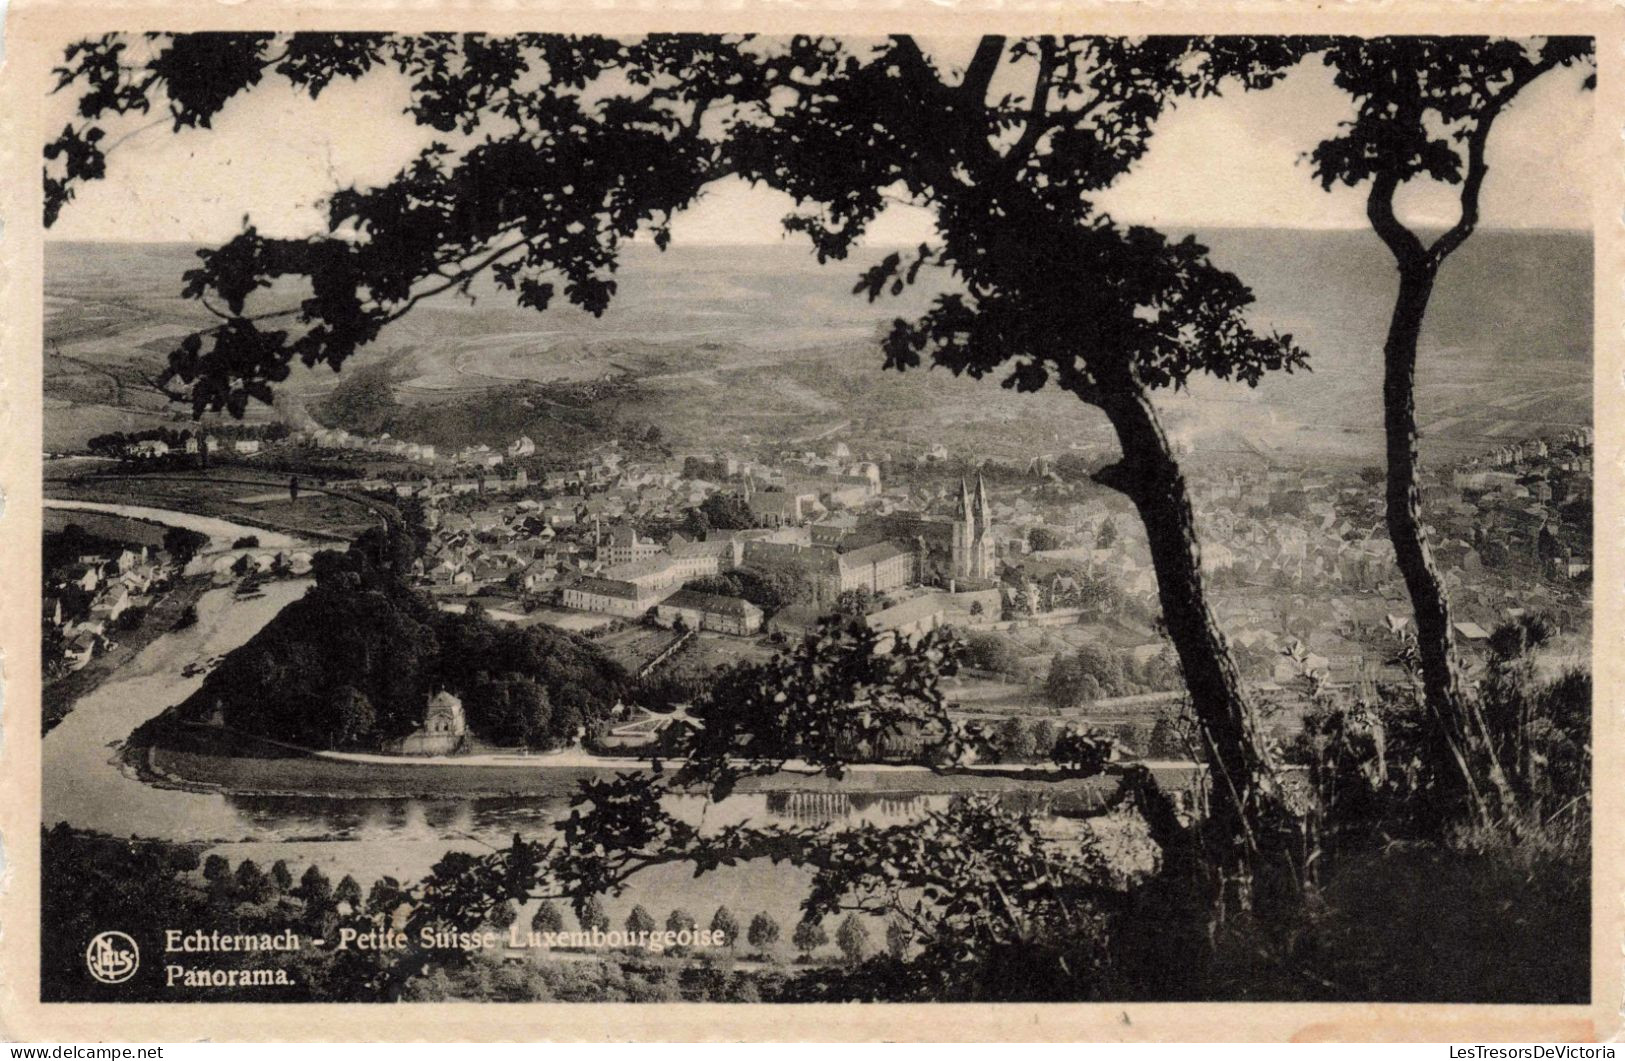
(216, 790, 945, 845)
(763, 791, 933, 823)
(197, 787, 1149, 939)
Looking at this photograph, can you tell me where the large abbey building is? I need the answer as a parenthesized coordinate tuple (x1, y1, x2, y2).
(951, 474, 997, 581)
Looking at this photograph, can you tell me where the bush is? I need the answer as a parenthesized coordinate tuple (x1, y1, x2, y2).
(993, 716, 1037, 763)
(114, 606, 148, 632)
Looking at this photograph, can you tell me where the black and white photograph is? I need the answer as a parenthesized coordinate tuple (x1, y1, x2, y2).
(4, 5, 1617, 1038)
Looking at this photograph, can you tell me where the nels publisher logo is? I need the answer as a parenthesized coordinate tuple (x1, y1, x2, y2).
(85, 931, 140, 984)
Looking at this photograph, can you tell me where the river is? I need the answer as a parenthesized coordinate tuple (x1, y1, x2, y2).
(40, 579, 996, 932)
(44, 498, 308, 550)
(42, 504, 1136, 933)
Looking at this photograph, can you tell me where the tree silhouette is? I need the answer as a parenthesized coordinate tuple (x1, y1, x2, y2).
(297, 865, 333, 908)
(625, 904, 656, 937)
(576, 894, 609, 934)
(710, 905, 740, 947)
(334, 873, 364, 909)
(746, 912, 781, 951)
(202, 853, 229, 882)
(835, 912, 871, 963)
(47, 32, 1308, 847)
(1309, 36, 1594, 819)
(792, 918, 827, 956)
(530, 901, 563, 934)
(233, 859, 271, 903)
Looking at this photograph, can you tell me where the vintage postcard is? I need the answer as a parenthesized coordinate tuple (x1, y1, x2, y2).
(0, 0, 1619, 1042)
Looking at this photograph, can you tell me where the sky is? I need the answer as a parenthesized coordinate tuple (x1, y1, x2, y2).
(45, 40, 1597, 245)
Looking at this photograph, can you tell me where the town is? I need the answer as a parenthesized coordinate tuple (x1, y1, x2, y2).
(48, 416, 1594, 758)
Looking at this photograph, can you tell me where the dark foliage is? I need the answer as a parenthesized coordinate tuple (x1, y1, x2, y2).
(161, 526, 209, 565)
(43, 523, 130, 577)
(41, 826, 384, 1002)
(181, 544, 630, 750)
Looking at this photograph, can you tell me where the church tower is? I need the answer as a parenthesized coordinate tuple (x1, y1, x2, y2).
(951, 477, 974, 580)
(971, 473, 995, 579)
(950, 474, 997, 582)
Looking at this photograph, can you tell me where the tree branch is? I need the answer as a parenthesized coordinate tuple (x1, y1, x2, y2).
(1428, 56, 1560, 265)
(1004, 38, 1058, 168)
(960, 36, 1007, 103)
(1365, 171, 1427, 269)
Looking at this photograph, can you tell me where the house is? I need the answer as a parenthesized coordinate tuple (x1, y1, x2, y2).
(866, 596, 945, 640)
(834, 541, 916, 596)
(600, 526, 664, 566)
(88, 585, 131, 625)
(61, 563, 101, 593)
(63, 632, 99, 671)
(766, 603, 827, 639)
(233, 439, 262, 456)
(654, 589, 764, 635)
(602, 556, 684, 591)
(561, 575, 675, 617)
(668, 538, 740, 579)
(746, 487, 823, 527)
(130, 439, 170, 459)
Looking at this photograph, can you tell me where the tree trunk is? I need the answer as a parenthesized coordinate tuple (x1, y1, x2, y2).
(1093, 383, 1283, 854)
(1381, 261, 1508, 818)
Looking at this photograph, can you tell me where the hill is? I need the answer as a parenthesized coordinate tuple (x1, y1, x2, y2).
(45, 230, 1591, 466)
(173, 553, 631, 753)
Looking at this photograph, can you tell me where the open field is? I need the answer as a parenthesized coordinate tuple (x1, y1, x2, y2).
(594, 626, 688, 674)
(668, 631, 779, 674)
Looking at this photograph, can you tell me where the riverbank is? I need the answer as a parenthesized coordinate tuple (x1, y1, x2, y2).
(44, 574, 211, 734)
(135, 720, 1135, 802)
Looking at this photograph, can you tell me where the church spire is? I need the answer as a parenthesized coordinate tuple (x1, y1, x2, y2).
(973, 472, 992, 536)
(957, 476, 973, 522)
